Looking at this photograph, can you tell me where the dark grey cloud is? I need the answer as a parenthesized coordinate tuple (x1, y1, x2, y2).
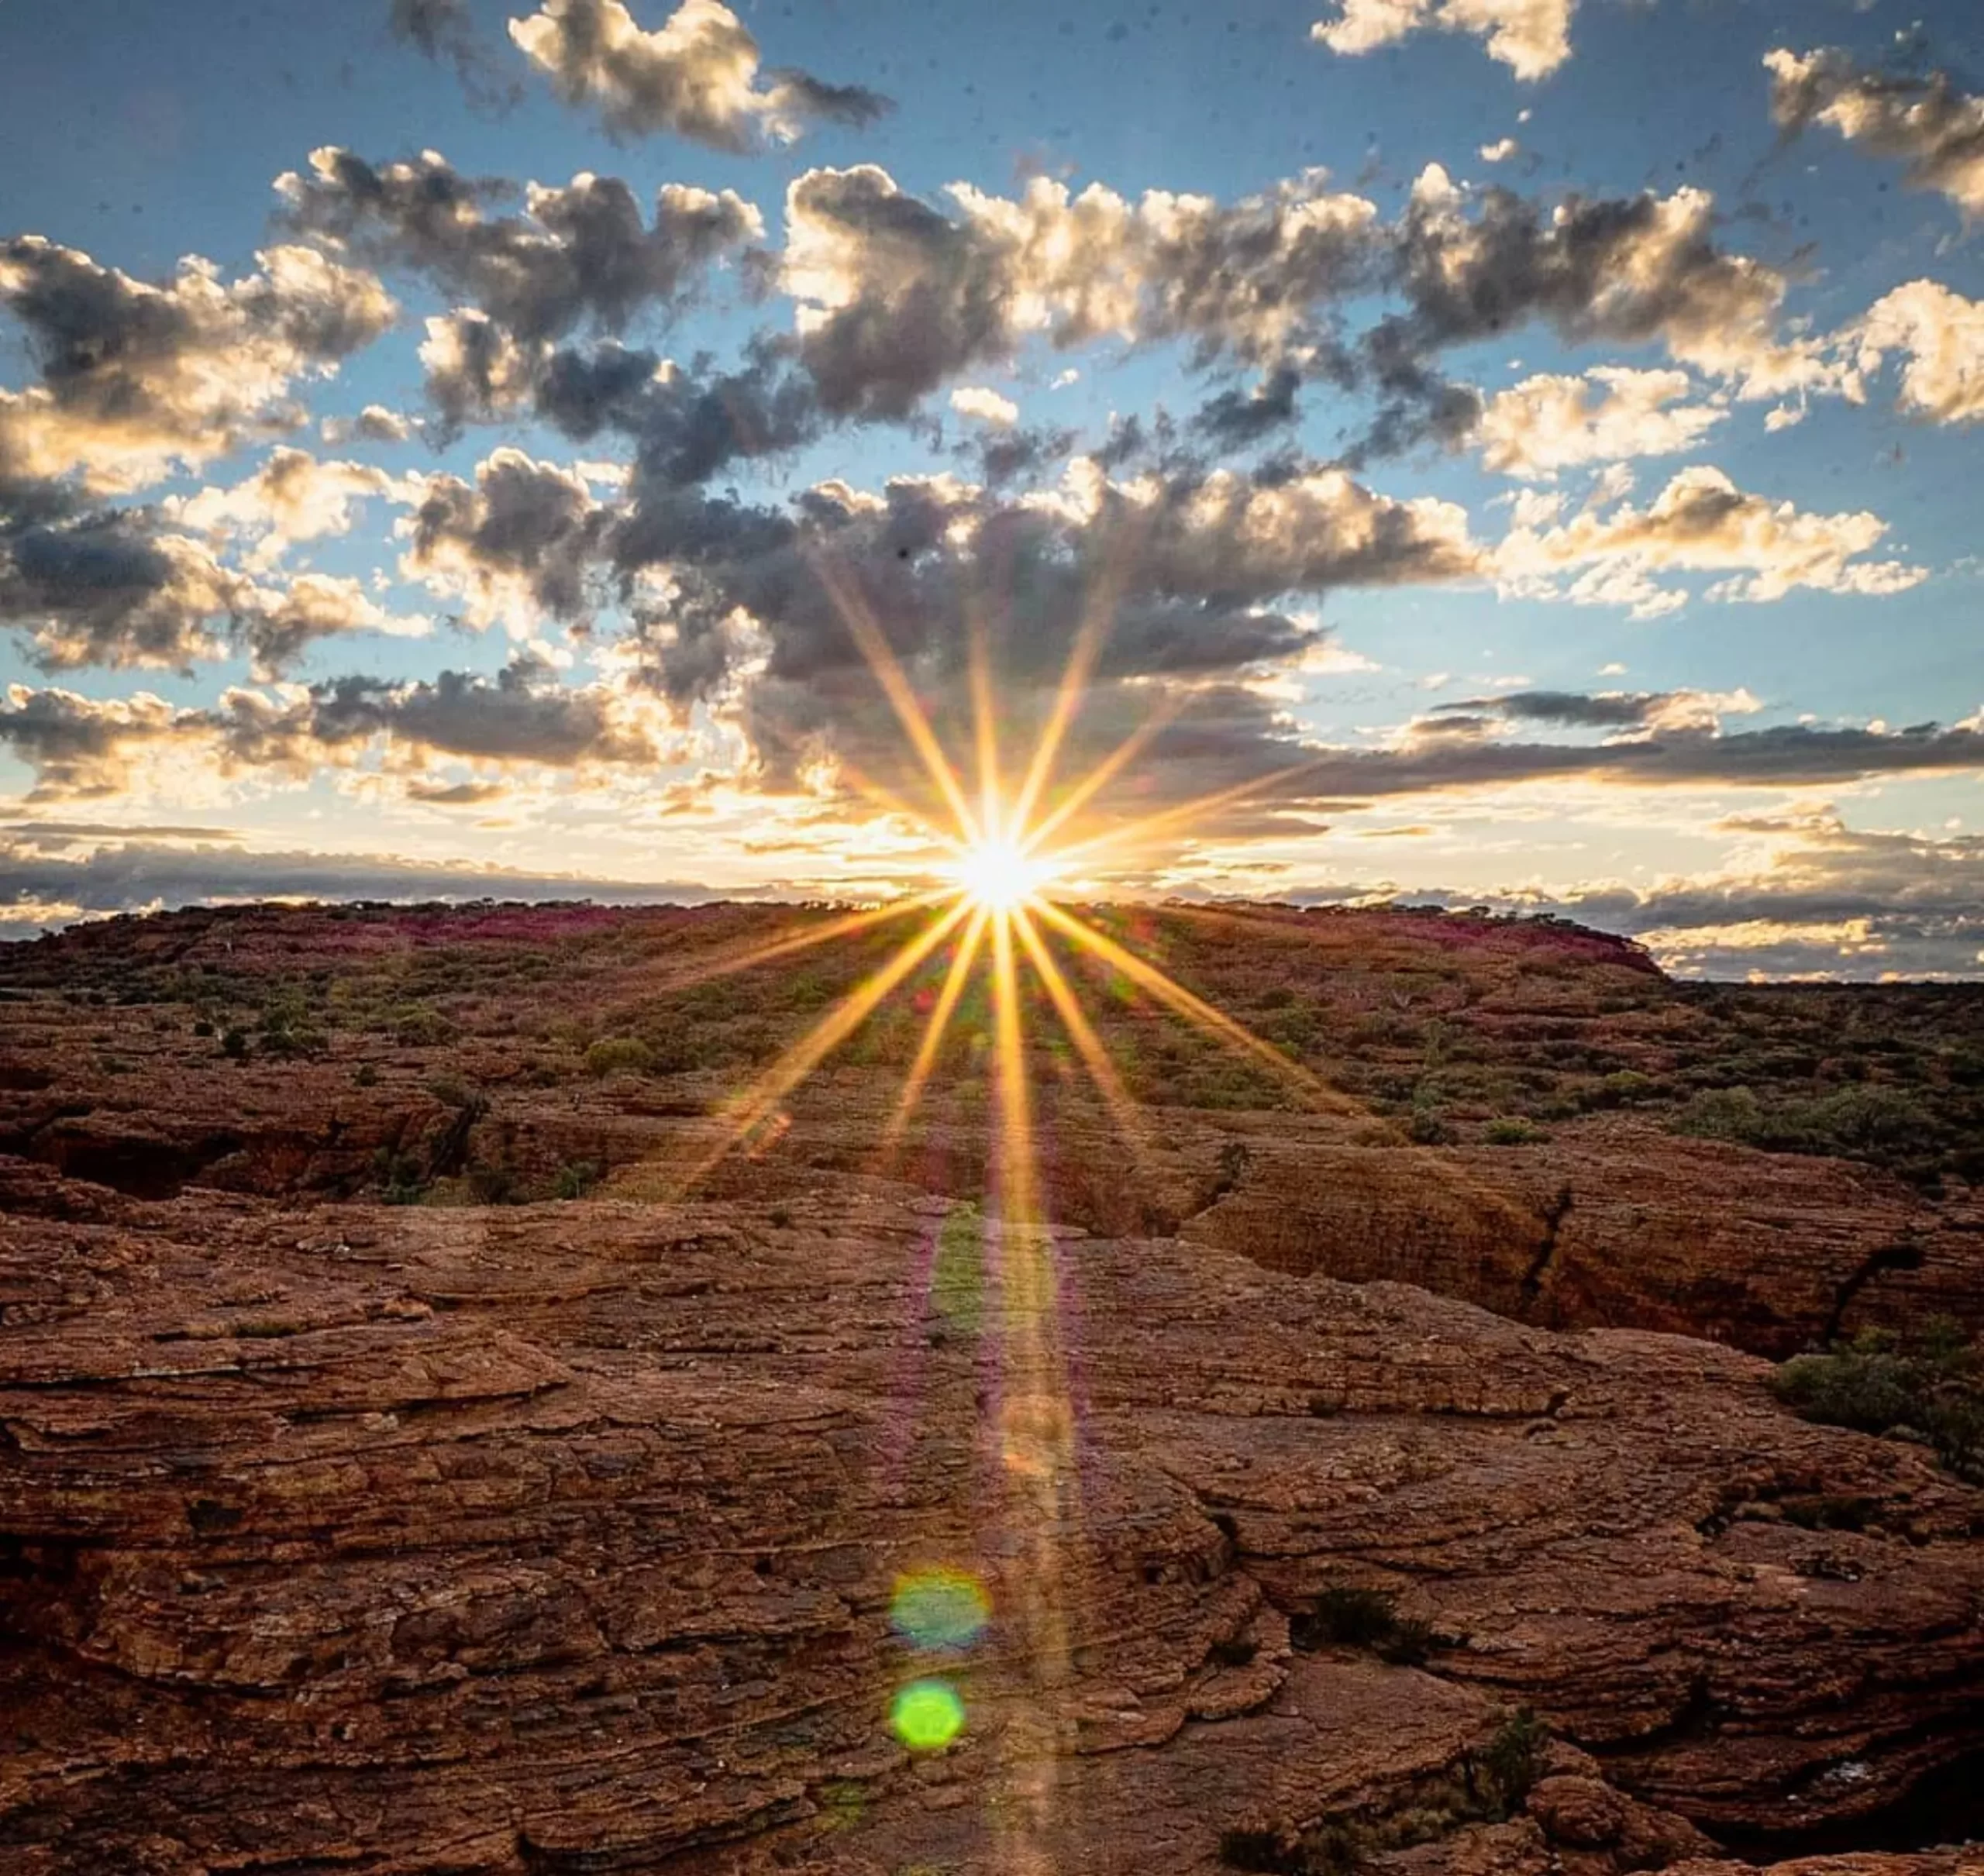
(277, 148, 760, 346)
(1192, 366, 1302, 449)
(600, 456, 1479, 818)
(401, 446, 609, 626)
(387, 0, 523, 109)
(301, 656, 655, 766)
(507, 0, 893, 152)
(1435, 689, 1688, 729)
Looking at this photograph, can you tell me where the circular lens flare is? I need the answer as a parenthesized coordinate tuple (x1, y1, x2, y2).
(890, 1567, 991, 1651)
(952, 838, 1055, 912)
(890, 1677, 966, 1750)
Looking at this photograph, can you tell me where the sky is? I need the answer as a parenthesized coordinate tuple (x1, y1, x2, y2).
(1, 0, 1981, 978)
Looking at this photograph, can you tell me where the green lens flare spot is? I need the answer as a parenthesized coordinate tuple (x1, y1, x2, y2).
(890, 1678, 966, 1751)
(890, 1567, 990, 1651)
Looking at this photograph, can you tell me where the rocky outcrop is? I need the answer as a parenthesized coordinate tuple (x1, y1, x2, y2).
(4, 1176, 1982, 1874)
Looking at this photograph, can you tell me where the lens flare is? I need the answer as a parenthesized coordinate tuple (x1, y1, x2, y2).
(890, 1678, 967, 1751)
(890, 1567, 992, 1651)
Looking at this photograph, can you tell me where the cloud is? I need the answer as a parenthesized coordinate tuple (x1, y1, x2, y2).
(508, 0, 892, 150)
(1473, 367, 1727, 478)
(398, 446, 608, 634)
(386, 0, 522, 109)
(1431, 686, 1762, 733)
(0, 656, 664, 800)
(780, 164, 1380, 420)
(604, 456, 1479, 827)
(321, 404, 413, 446)
(168, 447, 398, 564)
(1312, 0, 1577, 81)
(950, 385, 1019, 428)
(1849, 279, 1984, 425)
(0, 830, 719, 936)
(1767, 47, 1984, 216)
(1495, 464, 1925, 617)
(277, 147, 760, 345)
(1479, 137, 1520, 164)
(1192, 365, 1303, 449)
(0, 236, 394, 494)
(2, 446, 425, 676)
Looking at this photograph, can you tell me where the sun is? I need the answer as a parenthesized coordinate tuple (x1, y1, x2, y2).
(951, 835, 1056, 914)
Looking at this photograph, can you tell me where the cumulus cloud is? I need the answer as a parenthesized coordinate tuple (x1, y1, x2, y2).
(1768, 47, 1984, 216)
(1312, 0, 1577, 81)
(602, 456, 1479, 828)
(0, 236, 394, 493)
(949, 385, 1019, 428)
(398, 446, 608, 634)
(169, 448, 399, 563)
(780, 164, 1380, 420)
(508, 0, 892, 150)
(1849, 279, 1984, 425)
(1473, 367, 1727, 478)
(0, 656, 664, 800)
(1496, 464, 1924, 617)
(277, 147, 760, 345)
(322, 404, 413, 446)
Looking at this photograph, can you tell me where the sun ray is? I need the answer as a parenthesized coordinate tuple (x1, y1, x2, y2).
(1018, 687, 1183, 859)
(1045, 747, 1344, 873)
(1034, 900, 1357, 1114)
(653, 892, 953, 997)
(669, 897, 975, 1196)
(1005, 510, 1153, 849)
(808, 543, 982, 844)
(1011, 904, 1155, 1172)
(880, 905, 989, 1164)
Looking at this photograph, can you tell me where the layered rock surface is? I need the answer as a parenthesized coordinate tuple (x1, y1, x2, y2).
(5, 1179, 1983, 1873)
(4, 902, 1984, 1873)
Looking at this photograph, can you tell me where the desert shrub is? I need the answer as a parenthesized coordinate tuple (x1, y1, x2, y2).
(1483, 1117, 1547, 1146)
(191, 1018, 215, 1038)
(465, 1162, 518, 1205)
(1290, 1586, 1434, 1664)
(553, 1160, 602, 1200)
(391, 1004, 455, 1048)
(221, 1026, 250, 1061)
(1407, 1107, 1452, 1145)
(374, 1148, 428, 1206)
(1769, 1319, 1982, 1484)
(585, 1035, 655, 1078)
(353, 1063, 379, 1088)
(425, 1074, 484, 1112)
(1479, 1708, 1548, 1812)
(1672, 1083, 1934, 1165)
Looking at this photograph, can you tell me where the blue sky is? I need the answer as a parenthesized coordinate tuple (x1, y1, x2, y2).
(2, 0, 1982, 976)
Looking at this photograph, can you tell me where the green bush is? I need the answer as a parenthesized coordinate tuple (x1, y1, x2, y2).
(1483, 1117, 1547, 1146)
(1479, 1708, 1548, 1812)
(1290, 1586, 1435, 1664)
(353, 1062, 380, 1088)
(1769, 1319, 1982, 1485)
(553, 1160, 602, 1200)
(584, 1036, 655, 1078)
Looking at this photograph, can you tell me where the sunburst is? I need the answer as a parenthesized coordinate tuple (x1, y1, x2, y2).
(632, 537, 1360, 1870)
